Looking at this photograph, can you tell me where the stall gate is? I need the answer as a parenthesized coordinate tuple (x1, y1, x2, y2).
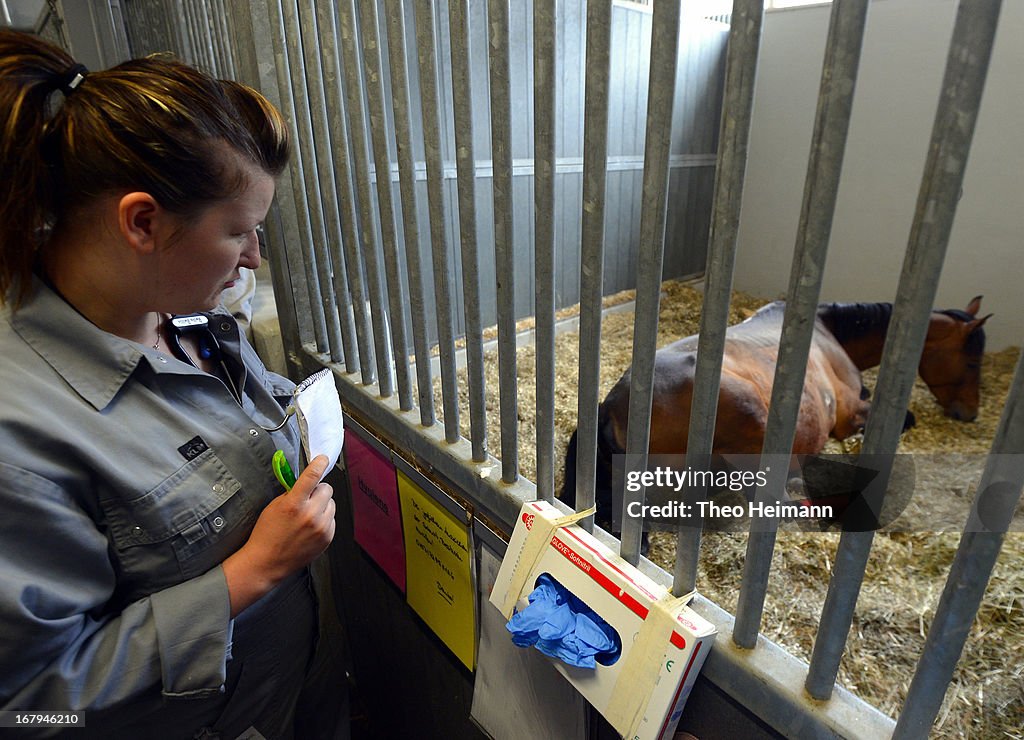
(107, 0, 1023, 737)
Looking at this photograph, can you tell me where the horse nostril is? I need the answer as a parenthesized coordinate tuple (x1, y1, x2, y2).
(945, 405, 977, 422)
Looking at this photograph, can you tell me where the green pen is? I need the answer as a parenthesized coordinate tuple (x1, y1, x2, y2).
(272, 449, 296, 490)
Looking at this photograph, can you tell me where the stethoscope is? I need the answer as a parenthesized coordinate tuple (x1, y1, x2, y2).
(165, 313, 294, 432)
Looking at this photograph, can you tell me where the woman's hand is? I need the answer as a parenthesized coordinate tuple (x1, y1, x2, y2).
(222, 455, 336, 617)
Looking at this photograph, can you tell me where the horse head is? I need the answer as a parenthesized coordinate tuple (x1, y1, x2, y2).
(919, 296, 992, 421)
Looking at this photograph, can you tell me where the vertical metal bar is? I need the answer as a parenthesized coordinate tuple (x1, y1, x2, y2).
(895, 349, 1024, 736)
(280, 0, 345, 362)
(806, 0, 1003, 699)
(448, 0, 488, 462)
(733, 0, 870, 648)
(212, 0, 236, 79)
(358, 0, 415, 411)
(620, 0, 682, 565)
(673, 0, 765, 595)
(414, 0, 462, 443)
(382, 0, 435, 424)
(337, 0, 396, 397)
(231, 0, 311, 359)
(574, 0, 613, 524)
(201, 0, 223, 75)
(296, 0, 357, 368)
(316, 1, 375, 383)
(183, 0, 203, 66)
(534, 0, 559, 502)
(487, 0, 518, 483)
(265, 0, 330, 352)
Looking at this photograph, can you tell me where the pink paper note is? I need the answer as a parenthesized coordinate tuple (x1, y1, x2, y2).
(344, 430, 406, 592)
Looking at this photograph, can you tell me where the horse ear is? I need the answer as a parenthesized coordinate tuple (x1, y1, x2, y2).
(965, 295, 983, 316)
(967, 313, 993, 332)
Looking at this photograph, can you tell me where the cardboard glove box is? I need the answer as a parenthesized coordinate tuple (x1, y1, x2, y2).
(489, 500, 717, 740)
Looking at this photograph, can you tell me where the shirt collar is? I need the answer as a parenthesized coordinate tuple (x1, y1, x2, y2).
(8, 278, 211, 412)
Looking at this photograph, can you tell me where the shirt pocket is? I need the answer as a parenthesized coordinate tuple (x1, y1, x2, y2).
(105, 450, 260, 594)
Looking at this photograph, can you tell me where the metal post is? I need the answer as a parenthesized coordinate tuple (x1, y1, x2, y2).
(337, 0, 396, 397)
(895, 347, 1024, 736)
(448, 0, 488, 462)
(381, 0, 435, 425)
(265, 0, 330, 353)
(487, 0, 518, 483)
(620, 0, 682, 565)
(358, 0, 415, 411)
(413, 0, 461, 444)
(296, 0, 357, 367)
(315, 1, 375, 382)
(806, 0, 1003, 699)
(280, 0, 345, 362)
(733, 0, 870, 648)
(673, 0, 764, 595)
(534, 0, 559, 502)
(574, 0, 613, 525)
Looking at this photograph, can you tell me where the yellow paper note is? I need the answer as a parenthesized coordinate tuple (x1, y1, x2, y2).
(398, 470, 476, 670)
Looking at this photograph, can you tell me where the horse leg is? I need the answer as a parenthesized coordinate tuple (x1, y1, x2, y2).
(561, 409, 642, 552)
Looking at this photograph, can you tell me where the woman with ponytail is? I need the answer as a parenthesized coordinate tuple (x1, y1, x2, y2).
(0, 29, 338, 739)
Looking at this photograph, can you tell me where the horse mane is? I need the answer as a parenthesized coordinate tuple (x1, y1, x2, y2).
(816, 302, 894, 345)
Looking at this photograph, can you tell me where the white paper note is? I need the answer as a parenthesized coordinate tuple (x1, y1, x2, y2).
(293, 369, 344, 483)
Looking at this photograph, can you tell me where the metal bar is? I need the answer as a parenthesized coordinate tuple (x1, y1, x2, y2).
(533, 0, 558, 502)
(216, 0, 236, 77)
(337, 0, 396, 397)
(413, 0, 461, 443)
(183, 0, 203, 67)
(280, 0, 345, 361)
(297, 0, 358, 368)
(231, 0, 311, 362)
(201, 0, 223, 75)
(265, 0, 330, 353)
(448, 0, 488, 462)
(194, 0, 218, 72)
(733, 0, 869, 648)
(358, 0, 415, 411)
(573, 0, 613, 524)
(316, 1, 375, 383)
(895, 348, 1023, 736)
(620, 0, 682, 565)
(382, 0, 435, 425)
(806, 0, 1003, 699)
(673, 0, 765, 595)
(487, 0, 518, 483)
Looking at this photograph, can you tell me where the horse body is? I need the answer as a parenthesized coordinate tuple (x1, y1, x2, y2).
(602, 301, 867, 458)
(561, 297, 989, 532)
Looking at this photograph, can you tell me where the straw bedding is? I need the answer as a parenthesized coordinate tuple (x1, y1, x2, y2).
(431, 279, 1022, 737)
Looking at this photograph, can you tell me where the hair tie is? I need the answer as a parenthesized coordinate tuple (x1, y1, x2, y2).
(58, 63, 89, 95)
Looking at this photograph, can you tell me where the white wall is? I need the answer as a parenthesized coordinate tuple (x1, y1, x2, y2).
(734, 0, 1023, 350)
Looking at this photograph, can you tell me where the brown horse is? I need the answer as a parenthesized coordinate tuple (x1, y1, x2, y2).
(561, 297, 990, 533)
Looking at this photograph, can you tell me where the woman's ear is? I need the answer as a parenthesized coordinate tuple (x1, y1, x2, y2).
(117, 192, 162, 254)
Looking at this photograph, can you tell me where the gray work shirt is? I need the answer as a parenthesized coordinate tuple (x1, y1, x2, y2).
(0, 279, 314, 738)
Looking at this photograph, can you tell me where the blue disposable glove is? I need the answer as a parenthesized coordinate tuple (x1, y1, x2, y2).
(506, 573, 620, 668)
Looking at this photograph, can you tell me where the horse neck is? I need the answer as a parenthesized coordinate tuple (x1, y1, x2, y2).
(817, 302, 894, 370)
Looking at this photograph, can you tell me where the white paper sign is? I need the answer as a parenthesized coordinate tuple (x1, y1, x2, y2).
(294, 369, 344, 482)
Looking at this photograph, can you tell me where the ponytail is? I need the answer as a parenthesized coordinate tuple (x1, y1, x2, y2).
(0, 29, 76, 307)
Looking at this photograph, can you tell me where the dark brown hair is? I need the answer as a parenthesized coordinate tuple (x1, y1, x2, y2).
(0, 29, 290, 307)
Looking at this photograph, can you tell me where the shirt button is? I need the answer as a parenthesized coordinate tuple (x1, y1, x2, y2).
(249, 428, 259, 437)
(220, 322, 232, 332)
(158, 356, 168, 364)
(212, 483, 224, 494)
(211, 516, 226, 530)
